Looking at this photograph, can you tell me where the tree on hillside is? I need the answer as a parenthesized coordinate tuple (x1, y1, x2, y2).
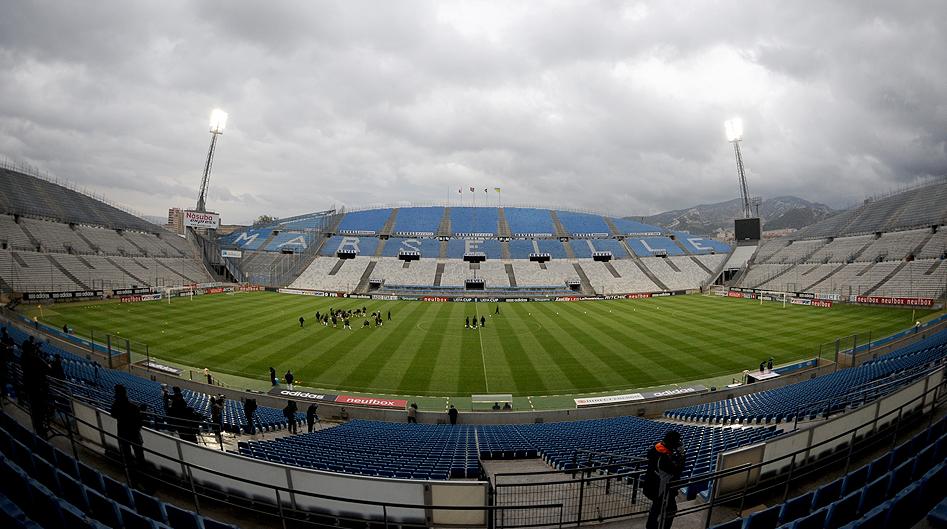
(253, 215, 278, 227)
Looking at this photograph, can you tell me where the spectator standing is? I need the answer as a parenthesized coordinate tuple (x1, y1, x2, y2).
(283, 400, 299, 434)
(306, 403, 319, 432)
(407, 403, 418, 423)
(110, 384, 146, 481)
(643, 430, 686, 529)
(22, 337, 51, 438)
(269, 367, 278, 386)
(448, 405, 458, 425)
(243, 398, 258, 435)
(203, 367, 213, 385)
(285, 370, 295, 390)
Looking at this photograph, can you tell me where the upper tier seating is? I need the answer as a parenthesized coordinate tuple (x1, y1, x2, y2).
(765, 239, 826, 264)
(806, 235, 873, 263)
(446, 239, 501, 259)
(673, 233, 731, 254)
(380, 237, 441, 258)
(0, 215, 33, 250)
(19, 218, 93, 253)
(666, 329, 947, 424)
(263, 231, 315, 253)
(336, 208, 392, 235)
(556, 211, 610, 235)
(504, 208, 555, 236)
(75, 226, 140, 256)
(569, 239, 630, 258)
(392, 207, 443, 235)
(0, 168, 158, 233)
(857, 229, 930, 262)
(611, 218, 664, 235)
(795, 180, 947, 239)
(626, 237, 684, 257)
(449, 207, 498, 236)
(318, 236, 379, 257)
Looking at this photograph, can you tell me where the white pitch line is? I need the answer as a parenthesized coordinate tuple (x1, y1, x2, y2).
(476, 305, 489, 392)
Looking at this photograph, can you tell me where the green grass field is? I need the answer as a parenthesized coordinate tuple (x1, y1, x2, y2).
(25, 292, 930, 398)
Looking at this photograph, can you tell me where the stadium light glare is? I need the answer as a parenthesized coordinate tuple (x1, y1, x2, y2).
(209, 108, 228, 134)
(724, 118, 743, 142)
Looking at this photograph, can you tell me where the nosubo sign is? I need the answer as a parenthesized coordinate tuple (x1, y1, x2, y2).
(184, 210, 220, 229)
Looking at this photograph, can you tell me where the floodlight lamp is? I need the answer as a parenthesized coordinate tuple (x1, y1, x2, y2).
(209, 109, 228, 134)
(724, 118, 743, 142)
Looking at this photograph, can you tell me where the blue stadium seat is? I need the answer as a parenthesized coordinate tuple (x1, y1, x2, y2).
(824, 490, 860, 529)
(86, 487, 123, 529)
(857, 473, 890, 515)
(119, 505, 156, 529)
(882, 482, 922, 529)
(778, 491, 813, 525)
(743, 504, 780, 529)
(811, 478, 843, 510)
(840, 464, 869, 496)
(132, 490, 167, 525)
(788, 506, 827, 529)
(164, 504, 203, 529)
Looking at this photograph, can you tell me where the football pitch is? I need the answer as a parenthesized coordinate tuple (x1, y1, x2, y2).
(27, 292, 931, 398)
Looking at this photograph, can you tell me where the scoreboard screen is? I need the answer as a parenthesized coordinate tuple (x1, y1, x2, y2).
(735, 217, 762, 241)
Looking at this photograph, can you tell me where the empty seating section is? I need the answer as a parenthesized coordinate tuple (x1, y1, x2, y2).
(872, 260, 946, 299)
(647, 257, 713, 291)
(0, 250, 79, 291)
(738, 263, 792, 289)
(240, 422, 480, 480)
(754, 240, 791, 263)
(0, 215, 33, 250)
(473, 262, 512, 287)
(239, 416, 780, 483)
(0, 168, 159, 232)
(0, 414, 241, 529)
(858, 229, 929, 262)
(511, 261, 574, 287)
(336, 208, 392, 234)
(122, 231, 184, 257)
(806, 235, 873, 263)
(535, 239, 568, 258)
(569, 239, 629, 258)
(709, 416, 947, 529)
(263, 231, 314, 253)
(439, 261, 475, 287)
(1, 324, 302, 436)
(446, 239, 501, 259)
(318, 235, 379, 257)
(76, 226, 140, 255)
(278, 212, 334, 230)
(19, 218, 92, 253)
(626, 237, 684, 256)
(378, 237, 441, 258)
(449, 207, 498, 236)
(667, 329, 947, 424)
(581, 260, 658, 295)
(504, 208, 555, 236)
(611, 218, 664, 235)
(392, 207, 443, 235)
(556, 211, 610, 235)
(289, 257, 370, 292)
(373, 258, 437, 287)
(918, 229, 947, 259)
(224, 228, 269, 250)
(696, 254, 727, 271)
(508, 239, 537, 259)
(796, 181, 947, 239)
(766, 239, 825, 263)
(674, 233, 731, 254)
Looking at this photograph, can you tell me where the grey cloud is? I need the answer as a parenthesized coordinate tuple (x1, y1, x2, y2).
(0, 0, 946, 224)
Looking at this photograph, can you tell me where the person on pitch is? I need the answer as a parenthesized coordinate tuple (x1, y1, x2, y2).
(299, 316, 305, 328)
(480, 316, 486, 328)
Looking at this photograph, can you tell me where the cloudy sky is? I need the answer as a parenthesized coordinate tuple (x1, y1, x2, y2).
(1, 1, 945, 224)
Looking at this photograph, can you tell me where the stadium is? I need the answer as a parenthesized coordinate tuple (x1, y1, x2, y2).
(2, 4, 947, 529)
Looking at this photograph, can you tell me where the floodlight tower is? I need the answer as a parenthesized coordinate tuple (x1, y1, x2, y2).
(196, 109, 228, 213)
(725, 118, 752, 219)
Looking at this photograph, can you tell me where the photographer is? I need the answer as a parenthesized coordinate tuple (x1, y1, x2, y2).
(243, 397, 258, 435)
(644, 430, 686, 529)
(210, 395, 225, 443)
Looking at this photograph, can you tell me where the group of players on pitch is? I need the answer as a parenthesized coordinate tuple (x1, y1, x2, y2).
(298, 307, 391, 330)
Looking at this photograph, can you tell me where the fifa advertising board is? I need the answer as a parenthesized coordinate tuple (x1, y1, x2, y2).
(184, 210, 220, 229)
